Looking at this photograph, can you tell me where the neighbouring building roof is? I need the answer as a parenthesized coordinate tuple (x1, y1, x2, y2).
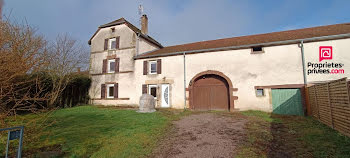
(135, 22, 350, 59)
(88, 18, 163, 48)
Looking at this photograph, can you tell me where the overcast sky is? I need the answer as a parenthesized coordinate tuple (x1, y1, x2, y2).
(3, 0, 350, 47)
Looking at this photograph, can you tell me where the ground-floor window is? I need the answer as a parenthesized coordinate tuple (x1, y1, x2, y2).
(106, 84, 114, 98)
(148, 85, 157, 98)
(256, 89, 264, 97)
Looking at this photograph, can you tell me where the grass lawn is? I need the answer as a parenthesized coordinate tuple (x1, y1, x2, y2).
(236, 110, 350, 158)
(0, 105, 189, 157)
(2, 107, 350, 157)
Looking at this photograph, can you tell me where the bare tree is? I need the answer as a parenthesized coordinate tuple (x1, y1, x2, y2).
(46, 34, 89, 108)
(0, 19, 50, 124)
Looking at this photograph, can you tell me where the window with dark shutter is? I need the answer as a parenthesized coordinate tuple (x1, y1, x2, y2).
(104, 39, 108, 50)
(101, 84, 106, 99)
(108, 59, 115, 73)
(115, 58, 120, 73)
(157, 59, 161, 74)
(142, 84, 148, 94)
(143, 61, 148, 75)
(149, 61, 157, 74)
(116, 36, 120, 49)
(114, 83, 118, 98)
(102, 59, 107, 73)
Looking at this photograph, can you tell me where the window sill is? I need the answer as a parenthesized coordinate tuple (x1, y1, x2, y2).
(107, 48, 120, 52)
(250, 51, 265, 54)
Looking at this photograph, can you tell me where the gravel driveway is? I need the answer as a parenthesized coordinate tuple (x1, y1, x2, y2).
(153, 112, 247, 158)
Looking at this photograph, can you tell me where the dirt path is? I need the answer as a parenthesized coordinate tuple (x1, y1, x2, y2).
(153, 113, 247, 158)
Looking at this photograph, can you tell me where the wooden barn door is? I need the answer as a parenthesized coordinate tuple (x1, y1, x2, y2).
(272, 89, 304, 116)
(193, 75, 229, 110)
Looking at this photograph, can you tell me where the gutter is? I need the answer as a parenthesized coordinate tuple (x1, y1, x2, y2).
(136, 33, 141, 55)
(183, 51, 186, 110)
(134, 33, 350, 59)
(299, 40, 307, 85)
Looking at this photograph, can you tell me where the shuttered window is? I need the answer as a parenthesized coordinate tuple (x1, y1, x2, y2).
(115, 58, 120, 73)
(142, 84, 148, 94)
(104, 37, 120, 50)
(143, 61, 148, 75)
(144, 59, 161, 75)
(149, 61, 157, 74)
(101, 84, 106, 99)
(104, 39, 108, 50)
(101, 83, 118, 99)
(157, 59, 161, 74)
(103, 58, 119, 73)
(115, 37, 120, 49)
(108, 59, 115, 73)
(114, 83, 118, 99)
(106, 84, 114, 99)
(109, 38, 117, 50)
(148, 85, 157, 98)
(102, 59, 107, 73)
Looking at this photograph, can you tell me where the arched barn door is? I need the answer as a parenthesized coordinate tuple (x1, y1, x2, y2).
(192, 74, 229, 110)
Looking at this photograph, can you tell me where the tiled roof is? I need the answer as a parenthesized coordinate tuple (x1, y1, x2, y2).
(88, 18, 163, 48)
(135, 23, 350, 59)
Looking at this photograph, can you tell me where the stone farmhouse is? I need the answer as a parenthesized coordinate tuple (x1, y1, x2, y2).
(89, 15, 350, 113)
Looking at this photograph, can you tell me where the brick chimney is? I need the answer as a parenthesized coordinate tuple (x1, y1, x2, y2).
(141, 14, 148, 35)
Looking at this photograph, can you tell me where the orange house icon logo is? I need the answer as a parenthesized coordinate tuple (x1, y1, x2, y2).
(319, 46, 332, 62)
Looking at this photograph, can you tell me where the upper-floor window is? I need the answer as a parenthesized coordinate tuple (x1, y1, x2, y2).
(109, 38, 117, 50)
(149, 61, 157, 74)
(106, 84, 115, 99)
(104, 37, 119, 51)
(108, 59, 115, 73)
(143, 59, 161, 75)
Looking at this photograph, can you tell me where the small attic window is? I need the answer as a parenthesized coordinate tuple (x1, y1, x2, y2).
(111, 28, 115, 32)
(251, 46, 264, 54)
(253, 46, 262, 51)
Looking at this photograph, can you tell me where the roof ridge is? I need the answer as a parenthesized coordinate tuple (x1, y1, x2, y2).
(136, 22, 350, 59)
(163, 22, 350, 48)
(89, 17, 163, 47)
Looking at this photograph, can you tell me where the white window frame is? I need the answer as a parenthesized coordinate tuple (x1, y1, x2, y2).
(148, 84, 157, 99)
(149, 61, 157, 74)
(108, 38, 116, 50)
(256, 89, 265, 97)
(107, 59, 115, 73)
(106, 84, 114, 99)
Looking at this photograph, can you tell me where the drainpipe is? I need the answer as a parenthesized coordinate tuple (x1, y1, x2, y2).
(300, 40, 307, 85)
(183, 51, 186, 110)
(136, 33, 141, 55)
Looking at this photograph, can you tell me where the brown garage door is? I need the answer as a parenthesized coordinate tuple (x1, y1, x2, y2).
(193, 74, 229, 110)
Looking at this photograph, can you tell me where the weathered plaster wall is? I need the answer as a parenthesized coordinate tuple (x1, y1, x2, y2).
(138, 37, 159, 55)
(134, 43, 305, 111)
(89, 23, 161, 106)
(90, 24, 136, 52)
